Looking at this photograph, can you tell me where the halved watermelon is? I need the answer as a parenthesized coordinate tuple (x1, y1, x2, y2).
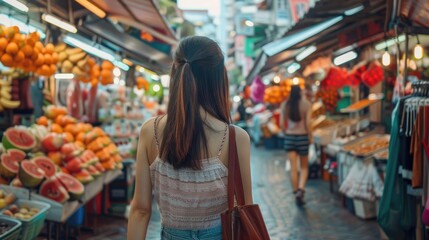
(2, 128, 36, 152)
(87, 165, 101, 178)
(7, 149, 26, 162)
(18, 161, 45, 188)
(0, 154, 19, 179)
(39, 176, 70, 203)
(73, 169, 94, 184)
(32, 157, 57, 178)
(56, 172, 84, 200)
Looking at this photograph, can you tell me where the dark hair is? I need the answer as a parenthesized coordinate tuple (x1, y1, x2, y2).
(160, 36, 231, 170)
(286, 85, 301, 122)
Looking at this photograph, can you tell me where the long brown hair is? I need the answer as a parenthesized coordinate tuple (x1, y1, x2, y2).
(160, 36, 231, 169)
(286, 85, 302, 122)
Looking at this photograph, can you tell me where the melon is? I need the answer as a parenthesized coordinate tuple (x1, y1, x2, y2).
(39, 176, 70, 203)
(18, 161, 45, 188)
(73, 169, 94, 184)
(2, 128, 36, 152)
(32, 157, 57, 178)
(94, 162, 105, 173)
(56, 172, 84, 200)
(65, 157, 83, 173)
(87, 165, 101, 178)
(41, 133, 64, 152)
(0, 154, 19, 179)
(7, 149, 26, 162)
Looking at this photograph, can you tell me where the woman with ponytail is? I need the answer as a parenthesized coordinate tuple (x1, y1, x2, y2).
(280, 85, 312, 206)
(128, 36, 252, 239)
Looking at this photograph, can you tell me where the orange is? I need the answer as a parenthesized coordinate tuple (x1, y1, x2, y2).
(93, 127, 105, 137)
(75, 123, 85, 132)
(49, 64, 56, 76)
(83, 123, 93, 132)
(35, 41, 45, 53)
(64, 124, 78, 135)
(5, 42, 18, 55)
(51, 52, 58, 64)
(55, 114, 65, 126)
(76, 132, 86, 142)
(0, 54, 13, 67)
(36, 116, 49, 126)
(22, 45, 33, 57)
(0, 38, 7, 51)
(75, 141, 84, 149)
(14, 50, 24, 62)
(34, 53, 44, 66)
(39, 64, 50, 76)
(51, 123, 63, 133)
(5, 26, 19, 38)
(62, 132, 74, 143)
(87, 57, 96, 67)
(91, 78, 98, 87)
(44, 53, 52, 65)
(0, 26, 5, 37)
(45, 43, 54, 54)
(29, 32, 40, 42)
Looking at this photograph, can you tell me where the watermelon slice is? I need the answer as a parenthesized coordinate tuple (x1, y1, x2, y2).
(18, 161, 45, 188)
(32, 157, 57, 178)
(73, 169, 94, 184)
(87, 165, 101, 178)
(39, 176, 70, 203)
(7, 149, 26, 162)
(2, 128, 36, 152)
(0, 154, 19, 179)
(56, 172, 84, 200)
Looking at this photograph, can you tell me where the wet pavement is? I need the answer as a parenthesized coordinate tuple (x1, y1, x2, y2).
(79, 146, 380, 240)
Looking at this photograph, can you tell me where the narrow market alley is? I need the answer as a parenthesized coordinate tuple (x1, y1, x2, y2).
(79, 146, 380, 240)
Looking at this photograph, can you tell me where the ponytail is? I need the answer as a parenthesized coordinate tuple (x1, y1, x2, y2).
(160, 62, 208, 169)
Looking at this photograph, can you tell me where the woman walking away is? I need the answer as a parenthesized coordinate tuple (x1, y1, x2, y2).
(127, 36, 253, 240)
(280, 85, 312, 206)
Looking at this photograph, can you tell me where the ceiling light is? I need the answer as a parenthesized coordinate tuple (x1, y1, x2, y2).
(113, 67, 121, 77)
(42, 14, 77, 33)
(292, 77, 299, 85)
(414, 35, 424, 60)
(273, 75, 281, 83)
(382, 51, 391, 66)
(114, 77, 120, 85)
(244, 20, 254, 27)
(287, 63, 301, 74)
(54, 73, 74, 79)
(136, 66, 145, 73)
(122, 58, 133, 66)
(153, 84, 161, 92)
(2, 0, 28, 12)
(63, 36, 115, 61)
(375, 35, 406, 51)
(0, 14, 46, 38)
(119, 79, 125, 86)
(152, 75, 160, 81)
(113, 60, 129, 71)
(344, 5, 364, 16)
(75, 0, 106, 18)
(233, 96, 241, 103)
(334, 51, 357, 65)
(296, 46, 317, 61)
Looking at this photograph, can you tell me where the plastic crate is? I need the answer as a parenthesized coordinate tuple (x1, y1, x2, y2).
(66, 206, 84, 227)
(1, 200, 50, 240)
(0, 216, 21, 240)
(109, 181, 135, 202)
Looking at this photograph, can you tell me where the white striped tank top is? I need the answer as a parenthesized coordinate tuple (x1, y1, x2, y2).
(150, 118, 228, 230)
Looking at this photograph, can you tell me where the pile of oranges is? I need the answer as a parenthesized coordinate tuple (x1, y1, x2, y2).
(0, 26, 58, 76)
(263, 78, 305, 105)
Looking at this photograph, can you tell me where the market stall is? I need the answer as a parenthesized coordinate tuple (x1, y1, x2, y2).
(0, 0, 175, 238)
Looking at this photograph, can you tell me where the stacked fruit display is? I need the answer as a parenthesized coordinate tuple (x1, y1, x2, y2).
(315, 88, 339, 112)
(0, 26, 58, 77)
(0, 105, 123, 203)
(55, 43, 115, 86)
(263, 78, 305, 105)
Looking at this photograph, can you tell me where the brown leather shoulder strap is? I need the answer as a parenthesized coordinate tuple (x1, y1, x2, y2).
(228, 125, 245, 209)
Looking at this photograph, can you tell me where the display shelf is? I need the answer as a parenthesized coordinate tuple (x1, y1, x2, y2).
(340, 94, 384, 113)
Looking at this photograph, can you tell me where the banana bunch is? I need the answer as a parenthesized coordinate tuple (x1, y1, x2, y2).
(55, 43, 89, 80)
(0, 78, 20, 111)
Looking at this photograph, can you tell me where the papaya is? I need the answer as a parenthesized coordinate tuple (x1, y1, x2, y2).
(69, 52, 86, 63)
(65, 48, 82, 55)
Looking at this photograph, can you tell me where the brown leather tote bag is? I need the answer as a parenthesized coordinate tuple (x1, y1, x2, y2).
(221, 126, 270, 240)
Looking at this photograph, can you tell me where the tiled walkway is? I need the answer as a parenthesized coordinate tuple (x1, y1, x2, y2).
(80, 146, 380, 240)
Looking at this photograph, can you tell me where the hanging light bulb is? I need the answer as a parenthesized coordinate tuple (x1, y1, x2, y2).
(414, 35, 424, 59)
(382, 49, 391, 67)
